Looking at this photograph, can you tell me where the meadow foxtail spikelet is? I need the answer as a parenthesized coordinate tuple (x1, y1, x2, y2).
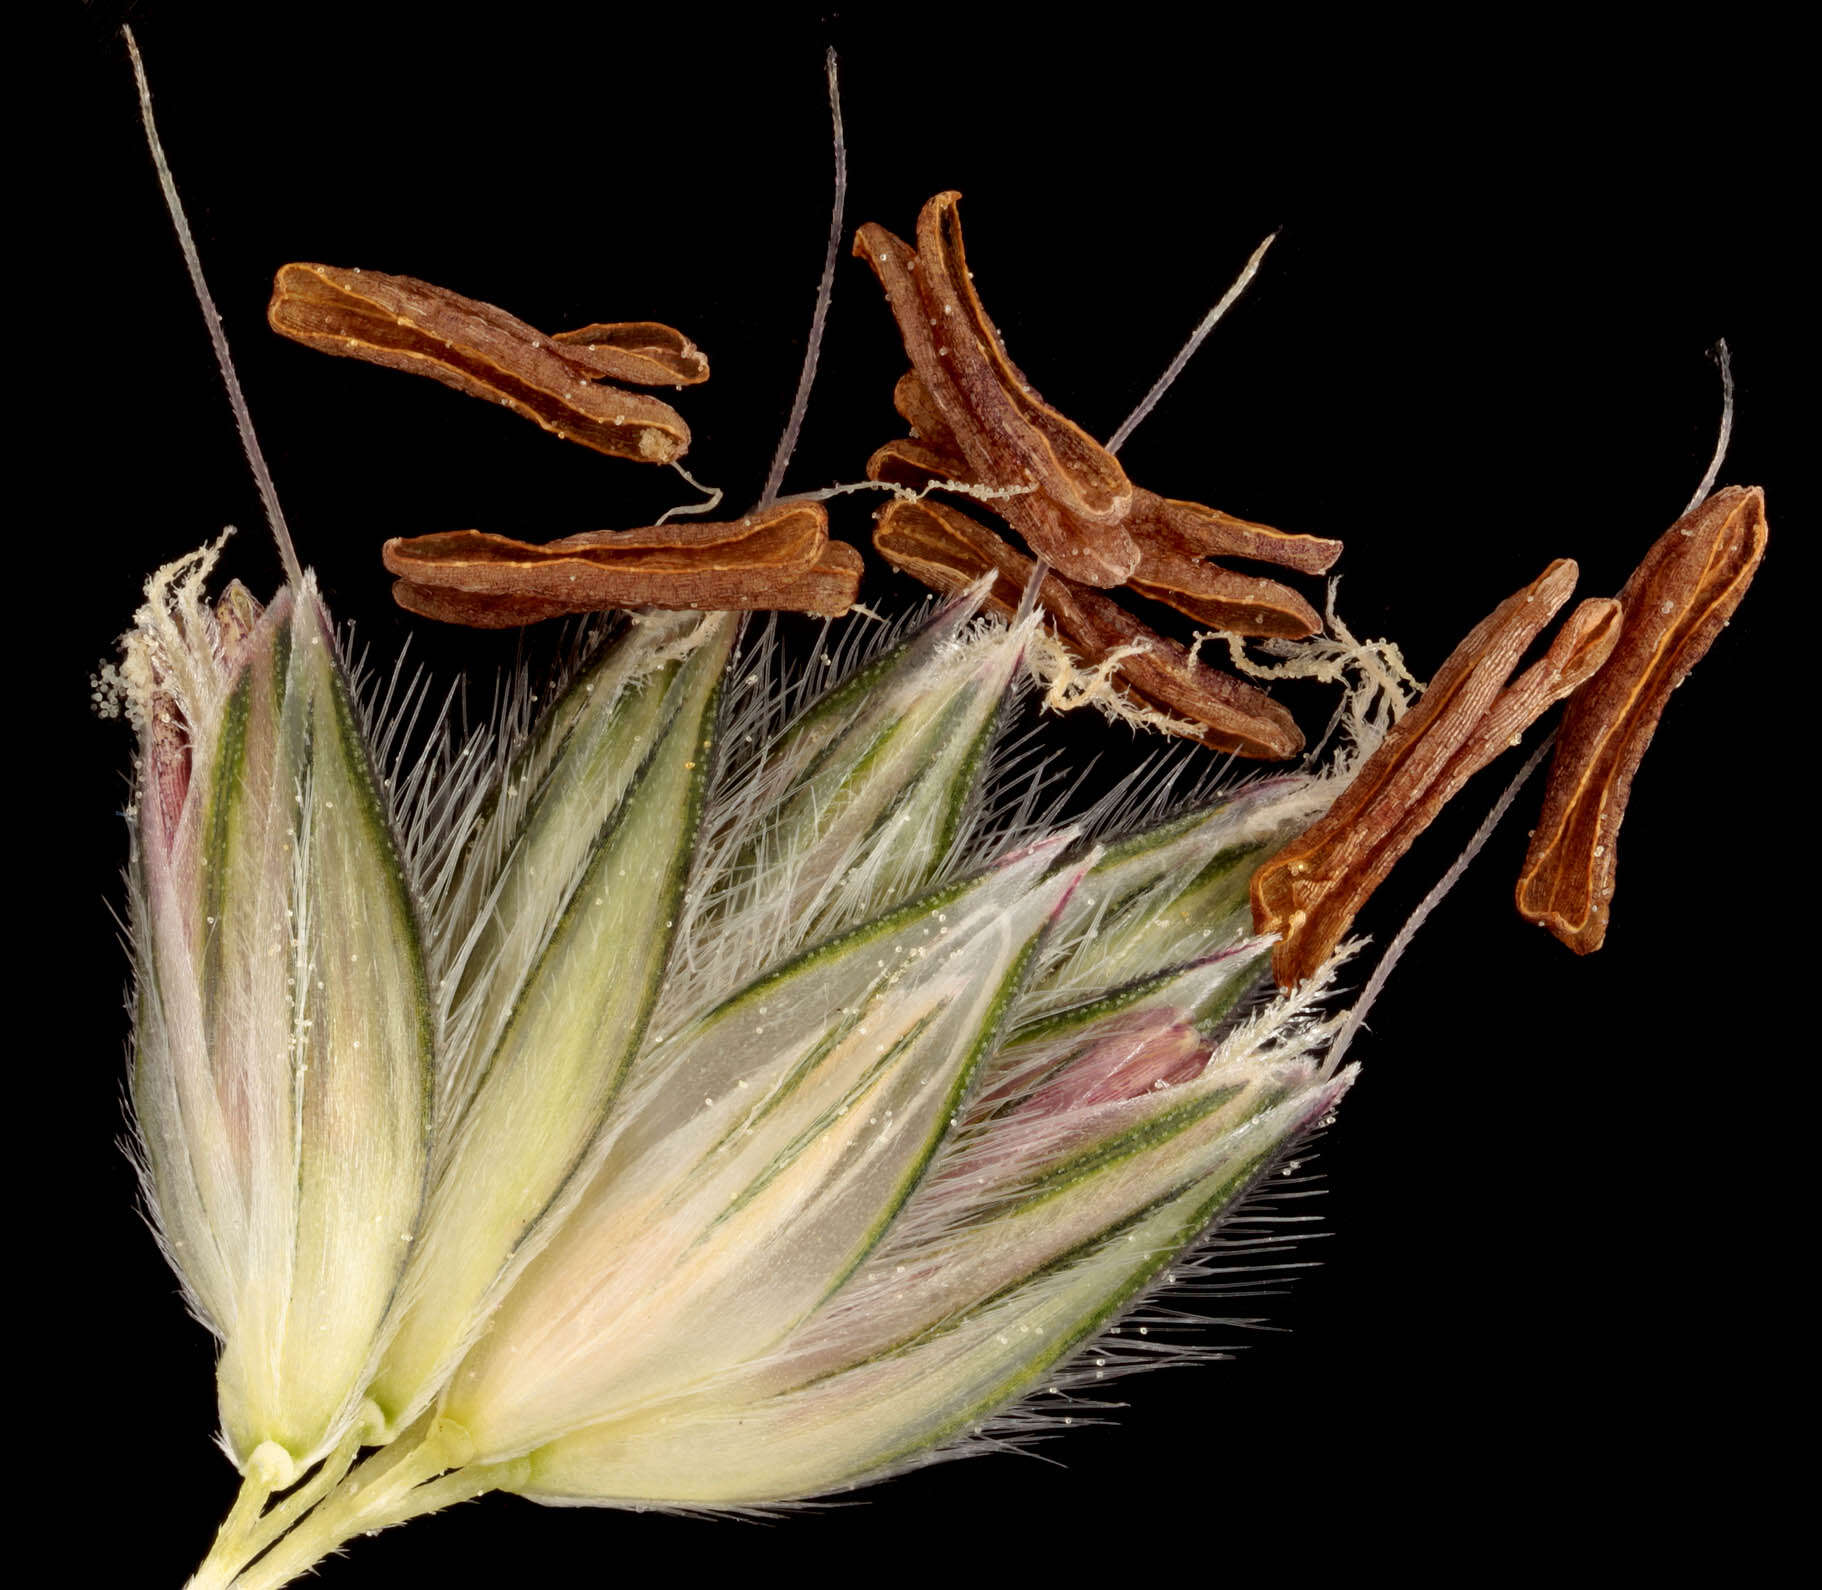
(90, 17, 1773, 1588)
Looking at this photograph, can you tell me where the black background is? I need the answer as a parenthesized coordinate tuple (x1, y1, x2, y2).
(47, 4, 1799, 1582)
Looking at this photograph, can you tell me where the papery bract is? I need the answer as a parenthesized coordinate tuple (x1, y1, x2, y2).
(123, 550, 431, 1486)
(369, 610, 735, 1434)
(395, 597, 1354, 1499)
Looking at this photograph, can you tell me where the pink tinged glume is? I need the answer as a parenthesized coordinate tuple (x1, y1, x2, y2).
(131, 567, 433, 1472)
(1020, 1011, 1212, 1116)
(133, 596, 299, 1332)
(517, 1066, 1351, 1506)
(443, 836, 1091, 1461)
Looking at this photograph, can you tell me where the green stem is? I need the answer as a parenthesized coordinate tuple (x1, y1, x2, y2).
(186, 1410, 381, 1590)
(364, 1455, 532, 1534)
(228, 1416, 479, 1590)
(236, 1414, 374, 1569)
(186, 1463, 273, 1590)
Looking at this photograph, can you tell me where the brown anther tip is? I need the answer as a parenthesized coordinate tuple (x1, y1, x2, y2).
(1546, 598, 1626, 685)
(1517, 485, 1768, 954)
(866, 438, 976, 494)
(548, 321, 710, 385)
(892, 370, 961, 454)
(1131, 492, 1345, 577)
(268, 263, 695, 464)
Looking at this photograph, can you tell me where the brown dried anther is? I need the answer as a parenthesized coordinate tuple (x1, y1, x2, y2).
(1126, 544, 1323, 639)
(1251, 560, 1623, 988)
(1127, 492, 1342, 578)
(854, 201, 1137, 586)
(383, 501, 861, 627)
(1517, 485, 1768, 954)
(893, 371, 960, 455)
(856, 194, 1346, 758)
(269, 263, 705, 465)
(866, 428, 1332, 642)
(874, 497, 1303, 762)
(853, 194, 1343, 609)
(865, 436, 973, 495)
